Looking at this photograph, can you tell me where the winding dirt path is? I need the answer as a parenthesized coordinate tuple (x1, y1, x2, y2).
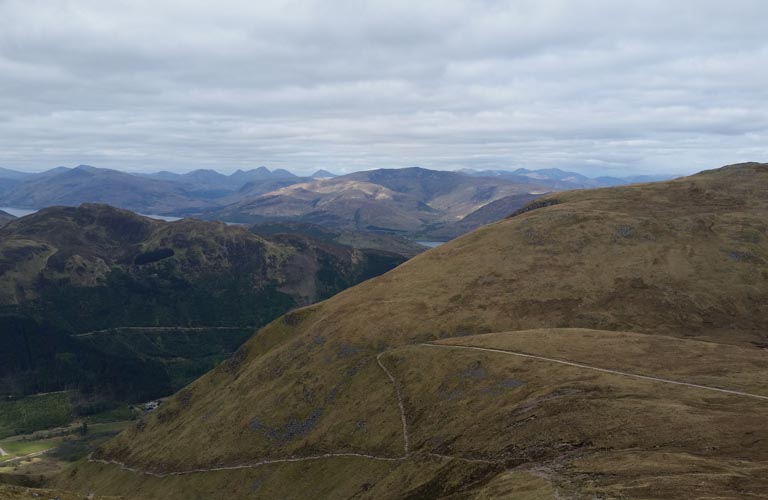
(421, 343, 768, 401)
(89, 351, 413, 477)
(97, 334, 768, 478)
(87, 349, 500, 477)
(0, 448, 51, 464)
(88, 452, 405, 478)
(376, 352, 410, 455)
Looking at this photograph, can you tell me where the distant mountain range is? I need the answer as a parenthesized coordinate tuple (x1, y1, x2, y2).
(210, 167, 549, 238)
(459, 167, 675, 189)
(0, 164, 311, 214)
(0, 164, 674, 240)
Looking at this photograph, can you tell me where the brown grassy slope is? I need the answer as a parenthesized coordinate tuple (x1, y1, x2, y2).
(438, 328, 768, 394)
(304, 161, 768, 347)
(69, 328, 768, 499)
(0, 483, 123, 499)
(386, 336, 768, 498)
(66, 162, 768, 498)
(61, 459, 556, 500)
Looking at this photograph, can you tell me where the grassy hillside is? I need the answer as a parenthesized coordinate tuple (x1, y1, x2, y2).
(57, 163, 768, 498)
(0, 484, 122, 500)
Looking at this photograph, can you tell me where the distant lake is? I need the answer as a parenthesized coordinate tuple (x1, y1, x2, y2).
(140, 213, 182, 222)
(0, 207, 37, 218)
(417, 241, 446, 248)
(0, 207, 181, 222)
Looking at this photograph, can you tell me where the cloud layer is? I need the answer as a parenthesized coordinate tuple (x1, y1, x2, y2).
(1, 0, 767, 175)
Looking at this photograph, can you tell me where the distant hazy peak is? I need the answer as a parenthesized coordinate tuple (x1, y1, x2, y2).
(312, 169, 337, 178)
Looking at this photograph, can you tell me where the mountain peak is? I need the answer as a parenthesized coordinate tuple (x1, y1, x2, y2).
(312, 169, 337, 178)
(74, 164, 99, 171)
(271, 168, 297, 178)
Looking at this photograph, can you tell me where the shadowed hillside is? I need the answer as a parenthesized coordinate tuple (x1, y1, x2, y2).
(0, 211, 14, 226)
(250, 220, 426, 257)
(0, 204, 412, 402)
(57, 163, 768, 499)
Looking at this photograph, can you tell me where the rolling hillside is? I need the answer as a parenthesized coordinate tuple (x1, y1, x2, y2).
(56, 162, 768, 499)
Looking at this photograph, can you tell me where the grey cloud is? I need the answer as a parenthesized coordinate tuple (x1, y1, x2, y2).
(0, 0, 767, 176)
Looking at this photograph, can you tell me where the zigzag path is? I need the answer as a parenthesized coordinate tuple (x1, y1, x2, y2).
(89, 339, 768, 477)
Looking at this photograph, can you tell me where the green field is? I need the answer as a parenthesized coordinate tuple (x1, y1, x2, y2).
(84, 405, 136, 424)
(0, 420, 132, 471)
(0, 393, 73, 440)
(0, 439, 56, 461)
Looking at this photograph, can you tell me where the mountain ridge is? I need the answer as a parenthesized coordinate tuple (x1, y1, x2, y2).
(0, 210, 15, 226)
(214, 168, 550, 237)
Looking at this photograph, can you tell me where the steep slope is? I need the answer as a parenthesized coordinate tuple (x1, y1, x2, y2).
(0, 211, 14, 226)
(61, 163, 768, 499)
(419, 192, 541, 240)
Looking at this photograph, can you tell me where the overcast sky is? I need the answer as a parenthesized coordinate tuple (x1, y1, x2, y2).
(0, 0, 766, 176)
